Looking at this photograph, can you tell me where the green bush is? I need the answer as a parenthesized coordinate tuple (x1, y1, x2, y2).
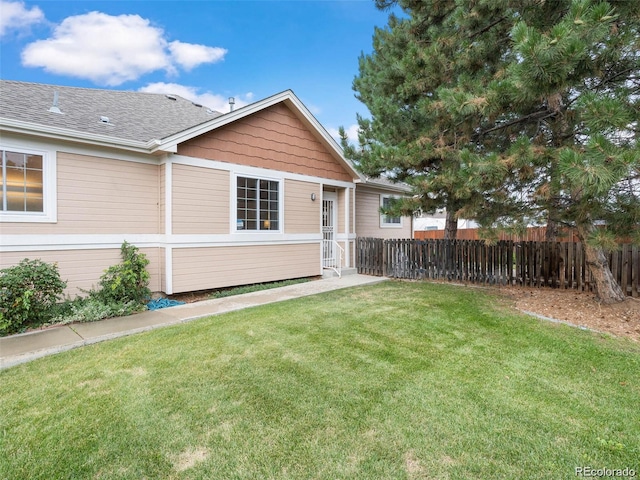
(0, 243, 151, 335)
(50, 297, 143, 324)
(0, 259, 67, 334)
(95, 241, 150, 305)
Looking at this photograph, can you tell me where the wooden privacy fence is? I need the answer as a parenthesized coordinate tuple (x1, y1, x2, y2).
(356, 237, 640, 297)
(415, 226, 580, 242)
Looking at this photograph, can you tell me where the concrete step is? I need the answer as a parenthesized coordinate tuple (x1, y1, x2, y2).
(322, 267, 358, 279)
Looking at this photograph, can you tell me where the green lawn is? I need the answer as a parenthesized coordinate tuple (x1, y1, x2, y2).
(1, 281, 638, 479)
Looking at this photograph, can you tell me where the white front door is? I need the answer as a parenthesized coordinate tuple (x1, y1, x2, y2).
(322, 192, 337, 268)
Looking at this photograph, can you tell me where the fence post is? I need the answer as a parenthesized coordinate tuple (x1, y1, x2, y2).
(354, 237, 635, 296)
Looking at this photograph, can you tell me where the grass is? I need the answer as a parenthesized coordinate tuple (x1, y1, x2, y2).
(1, 281, 638, 479)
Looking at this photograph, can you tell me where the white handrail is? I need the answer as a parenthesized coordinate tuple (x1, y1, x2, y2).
(323, 240, 344, 278)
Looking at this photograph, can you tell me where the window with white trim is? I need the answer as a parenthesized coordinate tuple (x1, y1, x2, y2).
(236, 176, 279, 231)
(1, 150, 43, 212)
(380, 195, 402, 227)
(0, 146, 55, 222)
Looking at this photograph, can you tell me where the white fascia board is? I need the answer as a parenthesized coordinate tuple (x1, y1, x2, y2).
(0, 118, 160, 154)
(171, 154, 356, 189)
(281, 92, 361, 180)
(153, 143, 177, 153)
(158, 91, 295, 147)
(359, 181, 413, 194)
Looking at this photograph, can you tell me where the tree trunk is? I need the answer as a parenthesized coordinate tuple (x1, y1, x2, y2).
(444, 210, 458, 240)
(576, 223, 625, 304)
(545, 218, 558, 242)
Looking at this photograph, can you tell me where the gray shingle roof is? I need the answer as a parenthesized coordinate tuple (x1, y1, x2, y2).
(361, 175, 412, 193)
(0, 80, 224, 143)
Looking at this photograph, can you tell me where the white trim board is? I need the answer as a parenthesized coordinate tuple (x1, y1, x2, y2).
(0, 233, 324, 251)
(172, 154, 356, 189)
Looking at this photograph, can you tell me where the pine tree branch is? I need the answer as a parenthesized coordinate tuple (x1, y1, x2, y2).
(476, 109, 556, 138)
(591, 67, 639, 92)
(412, 6, 457, 39)
(468, 15, 510, 40)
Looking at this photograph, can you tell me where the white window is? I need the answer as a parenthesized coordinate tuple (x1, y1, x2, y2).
(380, 195, 402, 228)
(236, 176, 280, 231)
(0, 146, 56, 223)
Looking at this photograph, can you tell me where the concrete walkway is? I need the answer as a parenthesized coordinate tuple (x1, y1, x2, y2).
(0, 274, 387, 370)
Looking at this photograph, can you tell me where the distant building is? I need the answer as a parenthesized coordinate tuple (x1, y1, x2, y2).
(413, 210, 478, 231)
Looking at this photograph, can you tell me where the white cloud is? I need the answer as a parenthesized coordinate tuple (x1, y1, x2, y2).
(21, 11, 227, 86)
(21, 12, 168, 85)
(328, 124, 360, 145)
(169, 41, 227, 71)
(306, 103, 322, 116)
(139, 82, 253, 113)
(0, 0, 44, 37)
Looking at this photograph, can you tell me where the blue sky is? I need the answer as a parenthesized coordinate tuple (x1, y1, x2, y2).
(1, 0, 396, 142)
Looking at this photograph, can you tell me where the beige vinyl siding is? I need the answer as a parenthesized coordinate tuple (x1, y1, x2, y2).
(0, 152, 160, 235)
(0, 247, 161, 297)
(172, 164, 230, 235)
(356, 188, 412, 239)
(172, 243, 320, 293)
(177, 103, 354, 182)
(284, 179, 320, 234)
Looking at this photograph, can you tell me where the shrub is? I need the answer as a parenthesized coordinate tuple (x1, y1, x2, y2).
(95, 241, 150, 306)
(0, 243, 151, 333)
(0, 259, 67, 334)
(50, 297, 143, 324)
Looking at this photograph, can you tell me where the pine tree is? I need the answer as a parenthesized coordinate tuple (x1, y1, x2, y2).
(347, 0, 639, 303)
(346, 0, 517, 239)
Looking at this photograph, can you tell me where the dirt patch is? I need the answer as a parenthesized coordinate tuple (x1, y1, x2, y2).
(495, 286, 640, 342)
(173, 446, 209, 472)
(404, 450, 425, 477)
(168, 290, 213, 303)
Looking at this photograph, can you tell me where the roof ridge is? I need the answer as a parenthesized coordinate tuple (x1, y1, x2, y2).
(0, 79, 196, 104)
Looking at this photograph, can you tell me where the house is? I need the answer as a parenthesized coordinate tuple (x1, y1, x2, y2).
(414, 210, 477, 232)
(0, 80, 411, 296)
(356, 176, 413, 239)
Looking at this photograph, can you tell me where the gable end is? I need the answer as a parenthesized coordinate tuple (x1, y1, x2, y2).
(176, 103, 354, 182)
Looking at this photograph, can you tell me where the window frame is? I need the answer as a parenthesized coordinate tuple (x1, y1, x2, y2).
(0, 144, 56, 223)
(380, 194, 403, 228)
(233, 173, 282, 233)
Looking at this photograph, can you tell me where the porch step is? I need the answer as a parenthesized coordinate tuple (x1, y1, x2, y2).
(322, 267, 358, 279)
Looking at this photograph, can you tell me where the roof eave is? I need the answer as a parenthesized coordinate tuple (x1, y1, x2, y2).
(0, 117, 158, 154)
(360, 179, 413, 194)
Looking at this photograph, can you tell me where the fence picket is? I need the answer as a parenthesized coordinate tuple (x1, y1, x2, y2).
(356, 237, 638, 297)
(633, 245, 639, 298)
